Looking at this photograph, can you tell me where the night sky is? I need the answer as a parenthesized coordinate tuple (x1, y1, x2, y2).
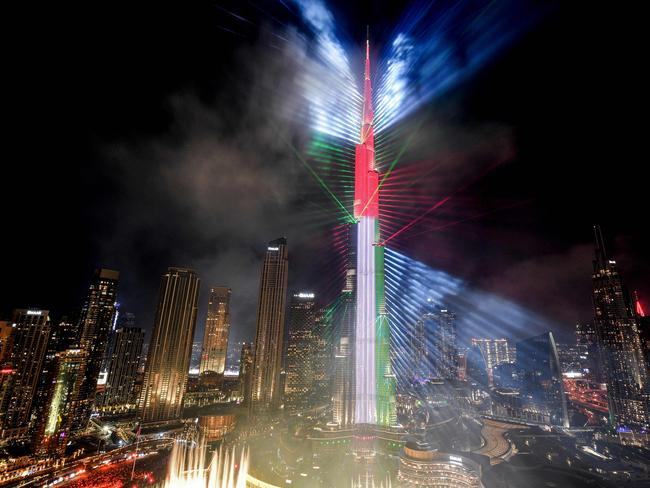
(3, 1, 648, 346)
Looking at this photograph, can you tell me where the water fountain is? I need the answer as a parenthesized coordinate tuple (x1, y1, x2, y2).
(163, 438, 248, 488)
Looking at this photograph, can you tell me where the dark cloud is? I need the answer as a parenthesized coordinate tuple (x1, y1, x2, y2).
(94, 28, 339, 342)
(477, 244, 593, 333)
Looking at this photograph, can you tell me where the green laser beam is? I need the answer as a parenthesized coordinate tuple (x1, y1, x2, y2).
(275, 128, 356, 224)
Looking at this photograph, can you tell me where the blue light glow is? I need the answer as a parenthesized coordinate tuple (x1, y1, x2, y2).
(385, 248, 560, 384)
(375, 0, 549, 132)
(291, 0, 361, 142)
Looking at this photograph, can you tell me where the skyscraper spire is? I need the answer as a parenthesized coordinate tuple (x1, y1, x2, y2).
(365, 26, 370, 80)
(361, 29, 374, 146)
(593, 224, 608, 269)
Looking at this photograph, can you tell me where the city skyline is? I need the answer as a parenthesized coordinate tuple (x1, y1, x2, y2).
(1, 2, 649, 486)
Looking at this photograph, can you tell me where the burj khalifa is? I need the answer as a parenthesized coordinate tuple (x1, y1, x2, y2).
(354, 37, 396, 427)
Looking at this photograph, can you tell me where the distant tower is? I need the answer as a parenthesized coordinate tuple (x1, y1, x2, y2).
(575, 322, 600, 381)
(239, 342, 253, 405)
(284, 292, 316, 414)
(0, 309, 50, 438)
(73, 268, 120, 431)
(139, 268, 200, 422)
(312, 306, 333, 407)
(636, 292, 650, 371)
(592, 226, 649, 429)
(200, 287, 231, 377)
(101, 326, 144, 408)
(470, 338, 513, 386)
(516, 331, 569, 427)
(249, 238, 289, 414)
(410, 316, 427, 381)
(426, 307, 457, 380)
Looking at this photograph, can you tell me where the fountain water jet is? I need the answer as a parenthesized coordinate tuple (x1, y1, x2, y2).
(163, 438, 249, 488)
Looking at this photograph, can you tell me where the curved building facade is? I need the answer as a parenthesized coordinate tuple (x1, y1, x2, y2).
(398, 442, 483, 488)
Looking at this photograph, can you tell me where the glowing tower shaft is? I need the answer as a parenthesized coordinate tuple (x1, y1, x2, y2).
(354, 38, 395, 426)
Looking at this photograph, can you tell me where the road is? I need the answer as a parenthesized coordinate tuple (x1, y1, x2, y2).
(474, 419, 523, 465)
(3, 438, 173, 488)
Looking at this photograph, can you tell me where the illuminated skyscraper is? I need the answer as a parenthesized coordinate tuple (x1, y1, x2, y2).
(592, 226, 649, 429)
(139, 267, 200, 422)
(0, 321, 13, 361)
(101, 326, 144, 408)
(36, 348, 87, 455)
(285, 292, 316, 414)
(333, 268, 355, 426)
(575, 322, 600, 380)
(313, 307, 333, 407)
(636, 293, 650, 370)
(200, 287, 231, 377)
(470, 338, 513, 385)
(239, 342, 253, 404)
(73, 268, 119, 431)
(354, 37, 396, 427)
(249, 238, 288, 414)
(0, 309, 50, 438)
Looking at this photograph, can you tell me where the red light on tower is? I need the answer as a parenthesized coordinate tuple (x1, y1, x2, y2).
(635, 291, 645, 317)
(354, 34, 379, 220)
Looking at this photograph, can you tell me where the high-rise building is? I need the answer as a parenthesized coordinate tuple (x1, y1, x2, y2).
(555, 342, 581, 374)
(50, 316, 81, 353)
(284, 292, 316, 414)
(410, 316, 428, 381)
(397, 441, 483, 488)
(249, 238, 289, 414)
(516, 331, 569, 427)
(575, 322, 599, 380)
(332, 268, 355, 426)
(465, 344, 489, 391)
(0, 309, 50, 439)
(0, 367, 13, 431)
(139, 267, 200, 422)
(226, 340, 243, 373)
(36, 348, 87, 455)
(470, 338, 513, 385)
(312, 306, 333, 407)
(633, 292, 650, 390)
(456, 348, 468, 381)
(428, 308, 457, 380)
(592, 226, 649, 429)
(101, 327, 144, 408)
(0, 321, 13, 361)
(238, 342, 253, 404)
(73, 268, 119, 431)
(354, 39, 395, 427)
(200, 287, 231, 377)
